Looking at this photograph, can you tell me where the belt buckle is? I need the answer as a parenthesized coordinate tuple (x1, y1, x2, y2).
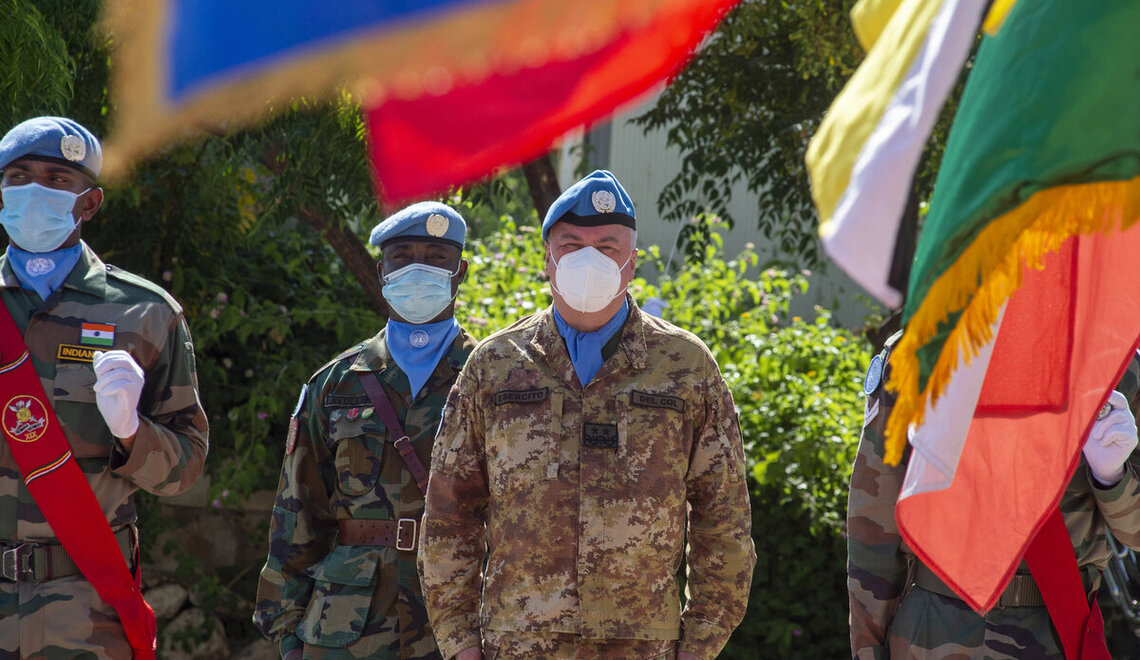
(1, 543, 34, 582)
(396, 518, 417, 552)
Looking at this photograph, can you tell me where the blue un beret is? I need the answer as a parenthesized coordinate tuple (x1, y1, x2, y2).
(542, 169, 635, 240)
(369, 202, 467, 250)
(0, 117, 102, 180)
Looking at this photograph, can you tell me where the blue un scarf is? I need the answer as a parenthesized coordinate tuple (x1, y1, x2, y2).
(7, 244, 82, 302)
(553, 299, 629, 388)
(386, 318, 461, 400)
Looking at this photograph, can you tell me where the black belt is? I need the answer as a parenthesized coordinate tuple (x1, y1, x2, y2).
(914, 563, 1045, 608)
(0, 526, 135, 584)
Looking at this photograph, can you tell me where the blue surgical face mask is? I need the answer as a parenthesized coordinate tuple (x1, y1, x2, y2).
(382, 262, 459, 324)
(0, 183, 88, 253)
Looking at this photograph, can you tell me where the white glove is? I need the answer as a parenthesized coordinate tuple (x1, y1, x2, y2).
(92, 350, 144, 439)
(1083, 390, 1138, 486)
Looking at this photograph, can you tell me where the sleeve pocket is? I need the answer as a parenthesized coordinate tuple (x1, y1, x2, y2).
(297, 546, 388, 647)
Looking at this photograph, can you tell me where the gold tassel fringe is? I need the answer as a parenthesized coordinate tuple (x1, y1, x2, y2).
(883, 177, 1140, 465)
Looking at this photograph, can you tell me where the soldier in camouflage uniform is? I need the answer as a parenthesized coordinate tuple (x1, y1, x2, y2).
(254, 202, 477, 660)
(418, 171, 756, 660)
(0, 117, 209, 656)
(848, 331, 1140, 659)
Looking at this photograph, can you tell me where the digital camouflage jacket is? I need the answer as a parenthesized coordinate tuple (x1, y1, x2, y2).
(419, 300, 756, 660)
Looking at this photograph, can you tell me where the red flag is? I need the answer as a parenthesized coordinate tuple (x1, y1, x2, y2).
(365, 0, 736, 202)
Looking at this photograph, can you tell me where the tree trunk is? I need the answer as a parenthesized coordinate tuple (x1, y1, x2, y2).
(259, 145, 387, 315)
(522, 154, 561, 221)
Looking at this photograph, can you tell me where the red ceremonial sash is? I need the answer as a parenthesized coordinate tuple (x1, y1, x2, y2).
(1025, 507, 1110, 660)
(0, 305, 156, 658)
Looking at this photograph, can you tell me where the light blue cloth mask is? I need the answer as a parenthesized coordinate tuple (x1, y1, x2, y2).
(553, 299, 629, 388)
(0, 183, 87, 252)
(6, 244, 82, 302)
(387, 318, 461, 400)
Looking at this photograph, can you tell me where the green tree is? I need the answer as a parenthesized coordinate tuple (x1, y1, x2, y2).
(636, 0, 966, 270)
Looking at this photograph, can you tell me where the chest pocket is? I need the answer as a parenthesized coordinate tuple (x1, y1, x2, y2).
(620, 389, 691, 485)
(486, 388, 560, 495)
(52, 362, 96, 405)
(328, 413, 389, 496)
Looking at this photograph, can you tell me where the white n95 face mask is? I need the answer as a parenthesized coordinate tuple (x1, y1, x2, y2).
(550, 246, 631, 313)
(0, 183, 88, 253)
(382, 262, 459, 324)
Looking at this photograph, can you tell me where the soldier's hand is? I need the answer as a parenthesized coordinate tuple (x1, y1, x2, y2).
(455, 646, 482, 660)
(92, 350, 144, 444)
(1083, 390, 1139, 486)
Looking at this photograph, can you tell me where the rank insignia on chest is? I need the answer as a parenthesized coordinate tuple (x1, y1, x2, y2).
(79, 322, 115, 347)
(346, 407, 361, 421)
(583, 422, 618, 449)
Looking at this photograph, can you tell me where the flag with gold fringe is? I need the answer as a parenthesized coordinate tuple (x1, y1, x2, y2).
(884, 0, 1140, 614)
(101, 0, 738, 202)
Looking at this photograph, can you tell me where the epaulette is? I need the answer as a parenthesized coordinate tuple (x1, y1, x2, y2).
(307, 341, 368, 382)
(103, 264, 183, 314)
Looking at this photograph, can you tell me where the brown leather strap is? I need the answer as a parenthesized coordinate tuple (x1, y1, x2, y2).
(915, 562, 1045, 608)
(337, 518, 419, 551)
(358, 372, 430, 494)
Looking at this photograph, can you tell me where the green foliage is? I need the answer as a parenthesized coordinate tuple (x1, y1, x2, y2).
(0, 0, 78, 125)
(635, 0, 971, 268)
(635, 0, 863, 265)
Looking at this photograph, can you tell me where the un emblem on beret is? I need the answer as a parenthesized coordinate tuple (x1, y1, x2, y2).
(591, 190, 616, 213)
(60, 135, 86, 162)
(425, 213, 449, 237)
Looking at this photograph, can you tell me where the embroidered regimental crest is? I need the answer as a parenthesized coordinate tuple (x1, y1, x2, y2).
(26, 257, 55, 276)
(425, 213, 449, 237)
(591, 190, 616, 213)
(3, 395, 49, 443)
(60, 135, 86, 162)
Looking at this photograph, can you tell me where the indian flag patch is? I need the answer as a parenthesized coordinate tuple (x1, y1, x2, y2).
(80, 322, 115, 347)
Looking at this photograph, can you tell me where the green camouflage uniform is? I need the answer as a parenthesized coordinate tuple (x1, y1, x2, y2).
(419, 300, 756, 660)
(254, 327, 476, 659)
(848, 333, 1140, 659)
(0, 242, 209, 658)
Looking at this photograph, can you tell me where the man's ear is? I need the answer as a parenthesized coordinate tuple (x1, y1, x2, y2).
(456, 259, 469, 286)
(376, 261, 384, 283)
(78, 187, 104, 222)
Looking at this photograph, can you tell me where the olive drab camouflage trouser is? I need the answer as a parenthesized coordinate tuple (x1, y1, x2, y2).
(0, 574, 131, 659)
(481, 630, 677, 659)
(887, 588, 1064, 659)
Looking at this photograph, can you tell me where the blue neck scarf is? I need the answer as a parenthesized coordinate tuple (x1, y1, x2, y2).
(387, 318, 461, 400)
(7, 244, 82, 302)
(553, 299, 629, 388)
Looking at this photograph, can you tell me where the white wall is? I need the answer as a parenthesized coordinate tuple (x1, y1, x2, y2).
(558, 98, 884, 329)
